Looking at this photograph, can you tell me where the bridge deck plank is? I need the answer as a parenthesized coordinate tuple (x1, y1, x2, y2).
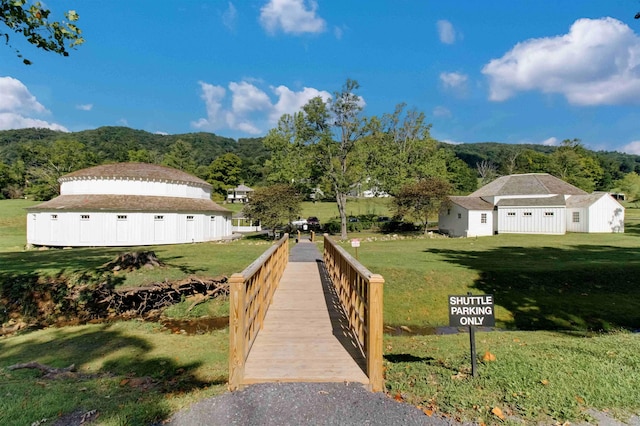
(243, 256, 368, 385)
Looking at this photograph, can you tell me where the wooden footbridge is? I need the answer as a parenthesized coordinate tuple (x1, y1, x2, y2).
(228, 234, 384, 392)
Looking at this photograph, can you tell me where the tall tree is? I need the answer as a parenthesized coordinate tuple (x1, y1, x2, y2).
(242, 184, 302, 238)
(162, 140, 197, 174)
(1, 0, 83, 64)
(206, 152, 242, 198)
(550, 139, 603, 192)
(266, 79, 368, 239)
(25, 138, 95, 199)
(393, 177, 452, 234)
(363, 103, 439, 195)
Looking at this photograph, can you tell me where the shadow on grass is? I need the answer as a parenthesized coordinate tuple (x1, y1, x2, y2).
(426, 244, 640, 332)
(384, 354, 435, 363)
(0, 324, 224, 425)
(624, 222, 640, 236)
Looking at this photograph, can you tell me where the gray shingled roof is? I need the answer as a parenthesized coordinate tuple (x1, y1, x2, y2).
(228, 184, 254, 192)
(448, 196, 494, 210)
(60, 163, 211, 188)
(27, 194, 230, 213)
(471, 174, 587, 197)
(496, 195, 566, 207)
(566, 192, 612, 208)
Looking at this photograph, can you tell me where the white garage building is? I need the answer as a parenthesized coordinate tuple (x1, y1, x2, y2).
(26, 163, 232, 247)
(438, 173, 625, 237)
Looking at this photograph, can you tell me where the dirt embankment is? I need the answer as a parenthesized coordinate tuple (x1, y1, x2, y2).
(0, 251, 228, 335)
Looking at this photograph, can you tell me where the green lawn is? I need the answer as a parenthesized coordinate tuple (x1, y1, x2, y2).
(335, 230, 640, 331)
(2, 200, 640, 424)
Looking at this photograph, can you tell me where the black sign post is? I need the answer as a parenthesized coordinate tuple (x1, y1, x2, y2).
(448, 292, 495, 377)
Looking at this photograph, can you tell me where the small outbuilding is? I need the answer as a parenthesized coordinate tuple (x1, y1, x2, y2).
(226, 184, 253, 203)
(26, 163, 232, 247)
(439, 173, 625, 237)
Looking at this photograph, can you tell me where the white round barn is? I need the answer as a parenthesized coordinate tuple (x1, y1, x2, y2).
(26, 163, 232, 247)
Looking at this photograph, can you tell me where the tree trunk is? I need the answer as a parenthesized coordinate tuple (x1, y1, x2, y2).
(336, 191, 348, 240)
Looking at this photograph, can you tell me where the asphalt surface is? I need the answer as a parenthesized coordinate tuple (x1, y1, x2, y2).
(165, 382, 458, 426)
(289, 237, 323, 262)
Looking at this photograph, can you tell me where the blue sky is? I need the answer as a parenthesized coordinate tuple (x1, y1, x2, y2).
(1, 1, 640, 154)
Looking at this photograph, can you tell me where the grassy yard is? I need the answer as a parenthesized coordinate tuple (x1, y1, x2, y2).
(0, 321, 229, 425)
(1, 200, 640, 424)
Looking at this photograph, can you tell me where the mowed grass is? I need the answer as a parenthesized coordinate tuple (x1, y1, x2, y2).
(0, 321, 229, 426)
(385, 330, 640, 424)
(0, 199, 38, 252)
(2, 200, 640, 424)
(336, 228, 640, 331)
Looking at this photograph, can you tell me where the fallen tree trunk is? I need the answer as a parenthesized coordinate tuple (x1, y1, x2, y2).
(93, 276, 228, 316)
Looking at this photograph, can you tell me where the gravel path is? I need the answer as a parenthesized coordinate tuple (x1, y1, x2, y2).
(289, 238, 322, 262)
(166, 382, 458, 426)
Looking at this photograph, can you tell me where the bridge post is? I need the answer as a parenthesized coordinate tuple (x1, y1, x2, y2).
(367, 274, 384, 392)
(228, 273, 246, 390)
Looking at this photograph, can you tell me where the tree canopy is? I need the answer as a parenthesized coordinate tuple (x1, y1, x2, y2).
(1, 0, 83, 64)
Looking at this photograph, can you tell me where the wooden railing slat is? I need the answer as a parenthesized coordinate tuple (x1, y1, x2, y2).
(322, 234, 384, 392)
(228, 234, 289, 391)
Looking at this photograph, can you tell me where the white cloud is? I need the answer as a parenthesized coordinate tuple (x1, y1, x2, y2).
(432, 106, 452, 118)
(260, 0, 326, 35)
(0, 76, 47, 114)
(0, 113, 68, 131)
(482, 17, 640, 105)
(76, 104, 93, 111)
(192, 80, 331, 135)
(440, 139, 465, 145)
(117, 118, 129, 126)
(334, 26, 344, 40)
(437, 20, 456, 44)
(0, 76, 67, 131)
(440, 72, 468, 90)
(541, 137, 559, 146)
(222, 2, 237, 31)
(621, 141, 640, 154)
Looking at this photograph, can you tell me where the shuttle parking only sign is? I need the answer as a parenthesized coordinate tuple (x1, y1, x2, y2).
(448, 294, 495, 327)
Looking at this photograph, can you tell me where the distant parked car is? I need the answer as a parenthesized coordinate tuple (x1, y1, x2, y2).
(307, 216, 320, 226)
(291, 218, 307, 226)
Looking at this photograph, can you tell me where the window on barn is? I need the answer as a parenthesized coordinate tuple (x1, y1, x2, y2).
(447, 209, 451, 215)
(457, 213, 462, 219)
(187, 215, 194, 220)
(117, 215, 127, 220)
(572, 212, 580, 223)
(544, 212, 554, 217)
(210, 216, 216, 220)
(80, 214, 90, 220)
(481, 213, 487, 223)
(507, 212, 515, 217)
(154, 215, 164, 220)
(523, 212, 532, 217)
(51, 214, 58, 220)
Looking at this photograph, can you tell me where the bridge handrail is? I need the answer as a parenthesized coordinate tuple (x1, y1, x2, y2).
(228, 233, 289, 390)
(323, 234, 384, 392)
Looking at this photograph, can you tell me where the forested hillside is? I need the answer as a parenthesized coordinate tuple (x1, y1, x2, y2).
(1, 127, 639, 202)
(0, 127, 270, 201)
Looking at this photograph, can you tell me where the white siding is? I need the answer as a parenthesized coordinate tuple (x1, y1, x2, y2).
(62, 179, 210, 199)
(438, 204, 468, 237)
(438, 205, 493, 237)
(466, 210, 494, 237)
(566, 208, 588, 233)
(27, 211, 230, 247)
(588, 196, 625, 233)
(497, 207, 565, 235)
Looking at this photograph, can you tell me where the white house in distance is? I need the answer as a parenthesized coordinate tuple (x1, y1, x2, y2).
(26, 163, 233, 247)
(226, 184, 253, 203)
(438, 173, 625, 237)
